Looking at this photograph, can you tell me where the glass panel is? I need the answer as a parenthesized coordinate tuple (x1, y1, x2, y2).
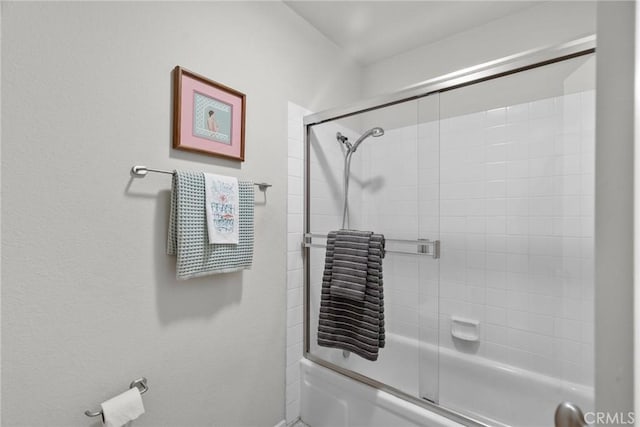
(307, 99, 441, 399)
(436, 54, 595, 426)
(417, 94, 441, 403)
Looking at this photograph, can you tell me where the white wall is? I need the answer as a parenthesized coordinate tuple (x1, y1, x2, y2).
(362, 1, 596, 98)
(636, 2, 640, 421)
(1, 2, 361, 426)
(594, 0, 635, 417)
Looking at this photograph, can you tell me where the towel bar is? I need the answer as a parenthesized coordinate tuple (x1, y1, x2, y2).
(84, 377, 148, 418)
(131, 165, 272, 191)
(303, 233, 440, 259)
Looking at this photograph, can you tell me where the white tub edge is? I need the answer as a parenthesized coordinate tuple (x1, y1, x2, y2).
(301, 358, 464, 427)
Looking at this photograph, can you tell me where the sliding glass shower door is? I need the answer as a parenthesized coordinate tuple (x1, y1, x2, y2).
(304, 45, 595, 427)
(306, 95, 441, 403)
(435, 53, 595, 426)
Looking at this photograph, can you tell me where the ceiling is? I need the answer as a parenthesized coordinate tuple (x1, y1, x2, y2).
(284, 1, 540, 65)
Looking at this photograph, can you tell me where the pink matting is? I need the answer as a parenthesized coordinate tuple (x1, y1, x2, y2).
(180, 75, 242, 158)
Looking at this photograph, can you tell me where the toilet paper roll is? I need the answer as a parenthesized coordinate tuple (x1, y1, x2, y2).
(100, 387, 145, 427)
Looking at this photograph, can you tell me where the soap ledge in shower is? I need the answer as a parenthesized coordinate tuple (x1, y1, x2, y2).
(450, 316, 480, 342)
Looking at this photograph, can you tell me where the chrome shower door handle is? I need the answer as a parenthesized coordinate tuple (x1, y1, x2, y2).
(417, 239, 440, 259)
(555, 402, 586, 427)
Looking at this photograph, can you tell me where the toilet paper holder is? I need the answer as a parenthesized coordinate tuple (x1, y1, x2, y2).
(84, 377, 148, 418)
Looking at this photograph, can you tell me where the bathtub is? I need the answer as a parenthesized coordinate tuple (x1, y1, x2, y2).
(302, 333, 593, 427)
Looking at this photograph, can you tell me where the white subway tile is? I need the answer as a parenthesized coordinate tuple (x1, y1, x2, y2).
(528, 217, 553, 236)
(486, 216, 507, 234)
(287, 251, 303, 272)
(507, 290, 529, 312)
(508, 310, 554, 336)
(507, 142, 529, 161)
(288, 156, 303, 177)
(507, 103, 529, 123)
(485, 161, 507, 180)
(467, 216, 486, 234)
(486, 107, 506, 127)
(529, 97, 555, 119)
(486, 287, 508, 307)
(507, 179, 529, 198)
(288, 232, 303, 251)
(529, 157, 555, 177)
(286, 342, 303, 366)
(486, 324, 509, 346)
(486, 180, 506, 198)
(484, 343, 511, 365)
(286, 368, 300, 397)
(466, 234, 487, 252)
(287, 305, 304, 328)
(486, 252, 506, 272)
(486, 142, 508, 161)
(506, 254, 529, 273)
(486, 234, 507, 252)
(486, 270, 508, 290)
(528, 177, 554, 196)
(286, 324, 303, 347)
(529, 236, 558, 256)
(486, 306, 508, 324)
(287, 284, 303, 309)
(507, 216, 529, 235)
(529, 139, 555, 158)
(288, 195, 303, 215)
(288, 176, 303, 196)
(286, 399, 301, 424)
(553, 175, 582, 195)
(529, 197, 554, 216)
(288, 214, 303, 233)
(288, 137, 303, 159)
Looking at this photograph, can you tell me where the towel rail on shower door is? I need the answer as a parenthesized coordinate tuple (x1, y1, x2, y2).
(302, 233, 440, 259)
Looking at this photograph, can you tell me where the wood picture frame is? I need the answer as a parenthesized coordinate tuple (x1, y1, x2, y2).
(173, 66, 246, 161)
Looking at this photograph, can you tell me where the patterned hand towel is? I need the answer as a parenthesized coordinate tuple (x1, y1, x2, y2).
(318, 230, 385, 361)
(167, 170, 254, 280)
(330, 230, 372, 301)
(204, 173, 239, 244)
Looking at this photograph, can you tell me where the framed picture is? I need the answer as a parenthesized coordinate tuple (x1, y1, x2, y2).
(173, 66, 246, 161)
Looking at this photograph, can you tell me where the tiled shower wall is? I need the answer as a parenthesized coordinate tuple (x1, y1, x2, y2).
(359, 90, 595, 387)
(437, 90, 595, 386)
(287, 102, 362, 424)
(286, 102, 308, 424)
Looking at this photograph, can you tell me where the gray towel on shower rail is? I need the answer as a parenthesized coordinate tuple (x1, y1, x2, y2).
(318, 230, 386, 361)
(167, 170, 254, 279)
(330, 230, 373, 301)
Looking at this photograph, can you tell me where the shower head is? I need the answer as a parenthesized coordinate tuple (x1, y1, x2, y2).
(351, 127, 384, 153)
(336, 131, 352, 151)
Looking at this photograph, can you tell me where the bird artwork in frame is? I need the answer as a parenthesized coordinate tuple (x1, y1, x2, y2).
(173, 66, 246, 161)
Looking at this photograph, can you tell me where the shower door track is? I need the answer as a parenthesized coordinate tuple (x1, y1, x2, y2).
(302, 35, 596, 427)
(303, 35, 595, 127)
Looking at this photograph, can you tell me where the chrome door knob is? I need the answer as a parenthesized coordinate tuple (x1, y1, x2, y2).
(555, 402, 586, 427)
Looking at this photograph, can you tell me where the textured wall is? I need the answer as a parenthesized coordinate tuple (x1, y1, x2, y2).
(595, 1, 636, 416)
(362, 1, 597, 98)
(1, 2, 360, 426)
